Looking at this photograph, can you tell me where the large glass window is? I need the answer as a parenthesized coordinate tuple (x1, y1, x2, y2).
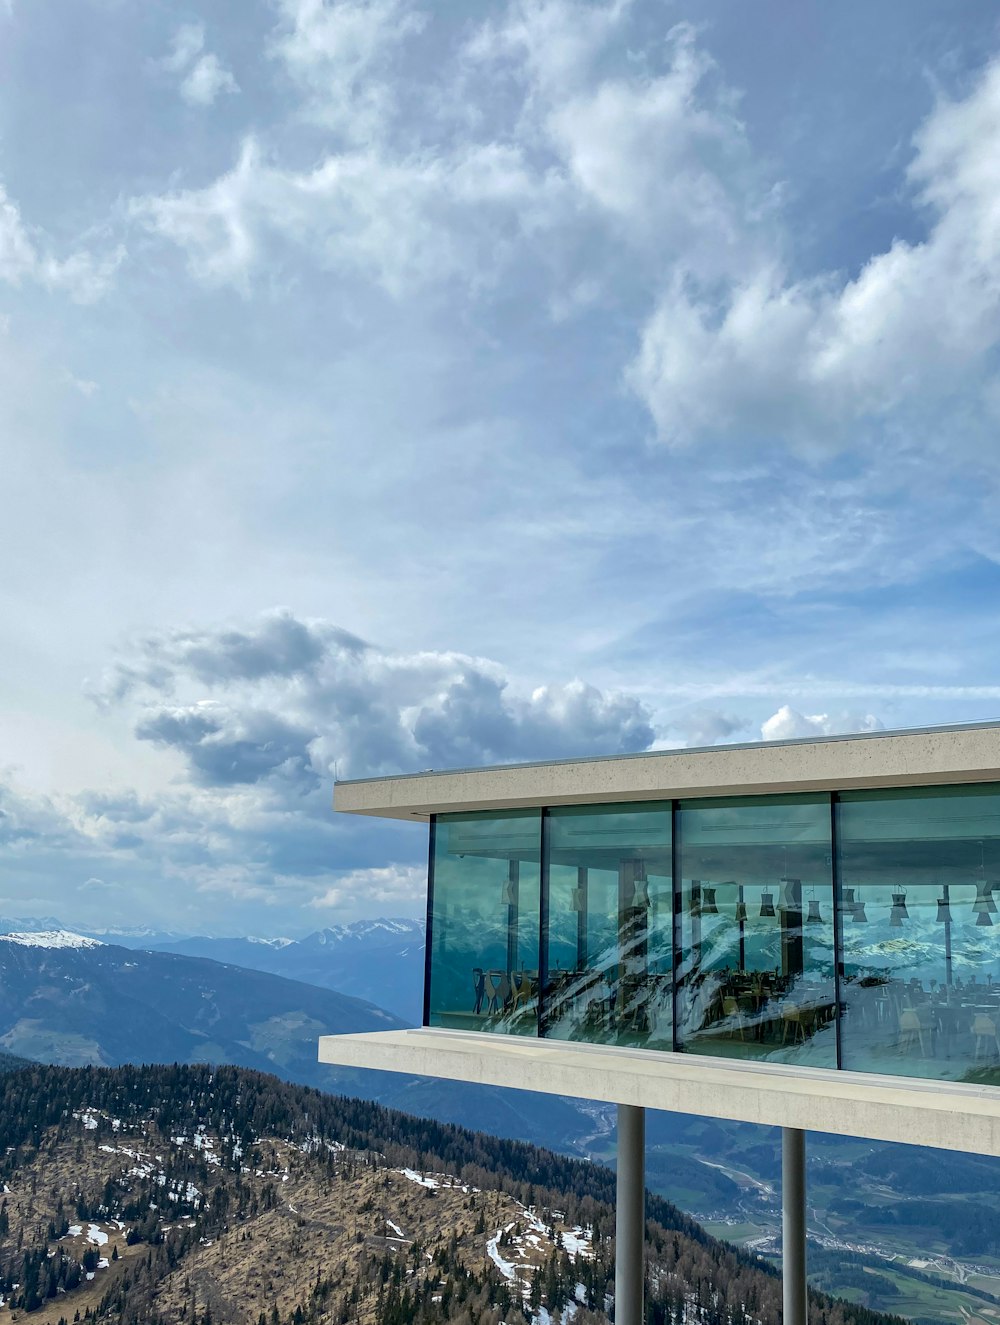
(427, 811, 541, 1035)
(542, 803, 672, 1049)
(838, 785, 1000, 1083)
(675, 795, 836, 1066)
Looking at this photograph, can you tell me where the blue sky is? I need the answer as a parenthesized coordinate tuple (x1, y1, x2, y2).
(3, 0, 1000, 936)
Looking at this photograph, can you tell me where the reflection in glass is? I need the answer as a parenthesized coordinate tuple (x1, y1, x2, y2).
(838, 785, 1000, 1083)
(542, 803, 672, 1048)
(675, 796, 836, 1066)
(427, 810, 541, 1035)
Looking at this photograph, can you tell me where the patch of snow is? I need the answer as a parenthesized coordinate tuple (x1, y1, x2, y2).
(487, 1224, 518, 1281)
(400, 1168, 439, 1188)
(67, 1225, 82, 1238)
(385, 1219, 406, 1239)
(2, 930, 103, 949)
(562, 1227, 593, 1260)
(87, 1225, 108, 1247)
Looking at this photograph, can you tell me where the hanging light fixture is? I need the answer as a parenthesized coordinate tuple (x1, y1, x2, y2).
(806, 898, 823, 924)
(937, 895, 953, 924)
(853, 890, 868, 923)
(632, 878, 649, 907)
(735, 900, 748, 923)
(759, 889, 776, 918)
(702, 886, 718, 915)
(889, 890, 909, 927)
(570, 887, 585, 912)
(501, 880, 516, 906)
(977, 909, 994, 927)
(843, 886, 856, 915)
(974, 882, 998, 916)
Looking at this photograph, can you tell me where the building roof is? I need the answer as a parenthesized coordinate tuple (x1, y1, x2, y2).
(334, 719, 1000, 821)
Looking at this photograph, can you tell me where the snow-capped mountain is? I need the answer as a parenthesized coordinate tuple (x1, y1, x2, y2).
(152, 918, 425, 1021)
(1, 930, 104, 950)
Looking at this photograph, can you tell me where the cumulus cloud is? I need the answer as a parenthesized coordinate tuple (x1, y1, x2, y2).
(97, 609, 656, 783)
(760, 705, 885, 742)
(630, 55, 1000, 449)
(161, 23, 239, 107)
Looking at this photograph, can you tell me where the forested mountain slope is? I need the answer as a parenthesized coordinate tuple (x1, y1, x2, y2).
(0, 1062, 904, 1325)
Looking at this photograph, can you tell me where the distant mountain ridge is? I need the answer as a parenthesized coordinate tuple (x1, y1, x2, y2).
(0, 937, 403, 1084)
(151, 918, 425, 1021)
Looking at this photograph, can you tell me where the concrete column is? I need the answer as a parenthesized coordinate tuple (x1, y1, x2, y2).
(782, 1127, 807, 1325)
(615, 1103, 645, 1325)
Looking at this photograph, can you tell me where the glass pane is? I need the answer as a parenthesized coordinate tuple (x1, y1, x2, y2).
(427, 810, 541, 1035)
(838, 785, 1000, 1083)
(542, 803, 672, 1049)
(675, 795, 836, 1066)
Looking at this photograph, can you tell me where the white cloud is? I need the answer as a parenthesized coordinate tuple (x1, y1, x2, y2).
(0, 181, 122, 302)
(308, 864, 424, 909)
(160, 23, 239, 107)
(0, 184, 35, 283)
(631, 55, 1000, 448)
(129, 134, 553, 295)
(182, 54, 240, 107)
(760, 705, 885, 742)
(130, 2, 751, 295)
(270, 0, 425, 139)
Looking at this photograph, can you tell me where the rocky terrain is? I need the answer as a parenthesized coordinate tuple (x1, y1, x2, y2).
(0, 1062, 903, 1325)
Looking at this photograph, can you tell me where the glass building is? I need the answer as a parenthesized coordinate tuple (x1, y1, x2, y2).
(425, 782, 1000, 1085)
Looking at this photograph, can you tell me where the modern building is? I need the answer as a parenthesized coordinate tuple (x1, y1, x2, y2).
(319, 722, 1000, 1325)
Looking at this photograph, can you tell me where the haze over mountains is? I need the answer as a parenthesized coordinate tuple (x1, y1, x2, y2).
(0, 917, 425, 1023)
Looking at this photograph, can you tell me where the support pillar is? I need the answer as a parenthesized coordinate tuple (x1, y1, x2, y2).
(782, 1127, 807, 1325)
(615, 1104, 645, 1325)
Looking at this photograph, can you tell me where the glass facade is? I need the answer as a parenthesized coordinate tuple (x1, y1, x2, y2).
(544, 803, 672, 1048)
(838, 785, 1000, 1082)
(674, 796, 836, 1066)
(427, 810, 541, 1035)
(423, 783, 1000, 1086)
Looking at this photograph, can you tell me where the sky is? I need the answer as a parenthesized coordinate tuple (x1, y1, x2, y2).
(3, 0, 1000, 937)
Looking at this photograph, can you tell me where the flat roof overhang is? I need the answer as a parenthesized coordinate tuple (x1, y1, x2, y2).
(318, 1028, 1000, 1157)
(334, 721, 1000, 820)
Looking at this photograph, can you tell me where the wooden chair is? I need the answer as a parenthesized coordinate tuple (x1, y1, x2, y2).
(484, 969, 510, 1014)
(898, 1008, 927, 1056)
(722, 996, 745, 1041)
(973, 1013, 1000, 1061)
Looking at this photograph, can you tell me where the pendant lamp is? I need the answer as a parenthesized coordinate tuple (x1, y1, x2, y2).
(759, 890, 776, 918)
(702, 886, 718, 915)
(853, 892, 868, 923)
(806, 899, 823, 924)
(570, 887, 585, 912)
(974, 882, 997, 916)
(735, 900, 748, 923)
(977, 909, 994, 927)
(889, 891, 909, 927)
(501, 881, 516, 906)
(937, 896, 953, 923)
(632, 879, 649, 907)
